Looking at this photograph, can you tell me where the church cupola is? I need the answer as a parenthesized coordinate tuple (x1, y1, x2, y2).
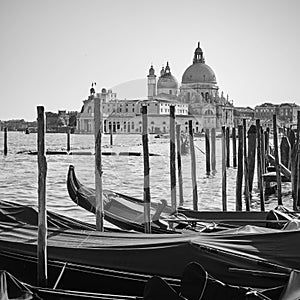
(193, 42, 205, 64)
(89, 82, 96, 98)
(157, 62, 178, 96)
(148, 65, 155, 76)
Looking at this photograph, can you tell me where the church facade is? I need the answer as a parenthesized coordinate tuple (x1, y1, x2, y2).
(76, 43, 234, 134)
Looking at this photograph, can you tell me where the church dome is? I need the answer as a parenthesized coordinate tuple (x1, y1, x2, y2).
(181, 42, 217, 84)
(182, 63, 216, 84)
(157, 62, 178, 89)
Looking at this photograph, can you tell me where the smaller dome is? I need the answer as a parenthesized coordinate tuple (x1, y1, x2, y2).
(157, 62, 178, 89)
(101, 88, 107, 93)
(157, 74, 178, 89)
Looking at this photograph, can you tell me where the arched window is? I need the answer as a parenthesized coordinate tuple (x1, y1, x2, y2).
(204, 109, 213, 116)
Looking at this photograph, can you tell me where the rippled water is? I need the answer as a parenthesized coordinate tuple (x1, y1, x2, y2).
(0, 132, 293, 224)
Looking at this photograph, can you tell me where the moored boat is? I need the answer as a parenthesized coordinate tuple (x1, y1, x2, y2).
(67, 165, 235, 233)
(67, 165, 300, 231)
(1, 220, 299, 289)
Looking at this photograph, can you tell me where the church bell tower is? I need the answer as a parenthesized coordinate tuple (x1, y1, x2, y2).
(147, 65, 156, 99)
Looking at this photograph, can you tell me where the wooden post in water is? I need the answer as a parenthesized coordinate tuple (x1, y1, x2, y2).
(261, 127, 266, 173)
(110, 128, 113, 146)
(243, 119, 250, 211)
(4, 127, 7, 156)
(67, 128, 70, 152)
(211, 128, 216, 172)
(291, 112, 300, 208)
(226, 127, 230, 167)
(297, 149, 300, 207)
(248, 125, 256, 193)
(221, 126, 227, 211)
(37, 106, 47, 287)
(169, 106, 177, 213)
(280, 136, 290, 169)
(236, 125, 243, 211)
(142, 105, 151, 233)
(205, 128, 211, 174)
(273, 114, 282, 206)
(232, 127, 237, 168)
(94, 96, 104, 231)
(256, 119, 265, 211)
(189, 120, 198, 210)
(176, 124, 184, 207)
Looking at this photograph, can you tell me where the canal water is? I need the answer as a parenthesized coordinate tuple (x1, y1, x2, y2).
(0, 131, 293, 225)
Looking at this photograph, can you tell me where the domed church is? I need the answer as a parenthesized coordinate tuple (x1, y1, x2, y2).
(147, 42, 234, 130)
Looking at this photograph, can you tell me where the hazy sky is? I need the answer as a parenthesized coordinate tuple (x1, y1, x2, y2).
(1, 0, 299, 121)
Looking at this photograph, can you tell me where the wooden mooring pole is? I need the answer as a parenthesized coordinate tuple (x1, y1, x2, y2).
(226, 127, 230, 167)
(4, 127, 7, 156)
(205, 128, 211, 174)
(67, 128, 70, 152)
(292, 111, 300, 209)
(247, 125, 256, 193)
(37, 106, 47, 287)
(273, 114, 282, 206)
(232, 127, 237, 168)
(222, 126, 227, 211)
(176, 124, 184, 207)
(189, 120, 198, 210)
(110, 128, 113, 146)
(169, 106, 177, 213)
(142, 105, 151, 233)
(256, 119, 265, 211)
(243, 119, 250, 211)
(236, 125, 243, 211)
(94, 96, 104, 231)
(211, 128, 216, 172)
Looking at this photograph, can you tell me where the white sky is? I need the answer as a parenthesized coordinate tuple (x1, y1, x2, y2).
(1, 0, 300, 121)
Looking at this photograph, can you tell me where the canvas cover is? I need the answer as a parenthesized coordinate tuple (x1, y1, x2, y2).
(0, 221, 298, 289)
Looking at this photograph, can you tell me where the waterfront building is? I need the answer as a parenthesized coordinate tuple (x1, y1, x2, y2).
(76, 42, 235, 134)
(255, 102, 300, 129)
(233, 107, 255, 128)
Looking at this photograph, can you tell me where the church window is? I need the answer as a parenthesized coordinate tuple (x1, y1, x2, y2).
(169, 90, 172, 94)
(132, 122, 134, 129)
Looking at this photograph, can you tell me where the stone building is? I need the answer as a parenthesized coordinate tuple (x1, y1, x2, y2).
(76, 42, 235, 134)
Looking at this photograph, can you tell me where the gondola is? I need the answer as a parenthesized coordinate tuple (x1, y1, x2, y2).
(67, 165, 235, 233)
(67, 165, 300, 232)
(1, 220, 300, 289)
